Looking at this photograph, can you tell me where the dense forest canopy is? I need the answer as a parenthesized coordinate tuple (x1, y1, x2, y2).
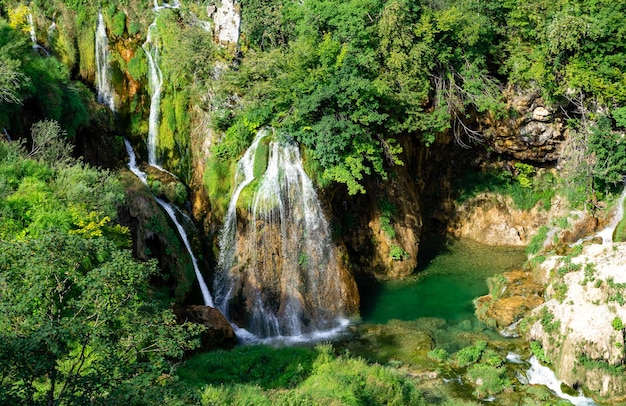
(1, 0, 626, 403)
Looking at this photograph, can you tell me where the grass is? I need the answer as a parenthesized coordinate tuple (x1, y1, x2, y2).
(176, 344, 427, 406)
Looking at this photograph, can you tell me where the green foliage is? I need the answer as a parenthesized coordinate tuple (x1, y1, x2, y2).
(577, 354, 625, 376)
(465, 364, 511, 398)
(530, 341, 551, 364)
(455, 169, 554, 213)
(587, 116, 626, 190)
(379, 199, 396, 239)
(556, 257, 582, 276)
(0, 141, 203, 404)
(127, 50, 147, 81)
(553, 282, 568, 303)
(178, 345, 316, 390)
(204, 156, 235, 220)
(581, 262, 598, 285)
(455, 341, 487, 368)
(427, 348, 449, 362)
(611, 316, 624, 331)
(606, 277, 626, 306)
(181, 344, 426, 406)
(527, 226, 549, 255)
(111, 11, 126, 37)
(389, 244, 410, 261)
(539, 307, 561, 334)
(514, 162, 535, 188)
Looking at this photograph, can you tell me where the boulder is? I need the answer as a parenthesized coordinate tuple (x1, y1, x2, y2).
(174, 305, 236, 351)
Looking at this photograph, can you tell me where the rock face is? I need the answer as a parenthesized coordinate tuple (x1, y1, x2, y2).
(481, 86, 566, 162)
(449, 192, 555, 246)
(527, 243, 626, 401)
(173, 305, 236, 350)
(119, 172, 201, 303)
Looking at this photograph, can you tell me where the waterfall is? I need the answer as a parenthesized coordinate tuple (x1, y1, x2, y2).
(522, 356, 596, 406)
(95, 12, 116, 111)
(153, 0, 180, 11)
(26, 13, 37, 46)
(142, 21, 163, 166)
(596, 186, 626, 244)
(26, 12, 49, 55)
(124, 140, 214, 307)
(215, 129, 348, 339)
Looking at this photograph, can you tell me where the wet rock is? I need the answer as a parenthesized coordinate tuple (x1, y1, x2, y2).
(475, 270, 544, 330)
(173, 305, 236, 351)
(559, 216, 599, 245)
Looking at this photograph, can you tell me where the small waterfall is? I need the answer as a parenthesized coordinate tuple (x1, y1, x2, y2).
(26, 13, 37, 46)
(596, 186, 626, 244)
(153, 0, 180, 11)
(26, 12, 49, 55)
(124, 140, 214, 307)
(95, 12, 116, 111)
(142, 21, 163, 166)
(215, 129, 348, 339)
(523, 356, 596, 406)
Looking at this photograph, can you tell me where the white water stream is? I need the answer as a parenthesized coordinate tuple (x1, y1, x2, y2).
(26, 12, 49, 55)
(215, 129, 348, 339)
(520, 356, 596, 405)
(124, 140, 214, 307)
(95, 12, 116, 111)
(595, 186, 626, 244)
(142, 21, 163, 166)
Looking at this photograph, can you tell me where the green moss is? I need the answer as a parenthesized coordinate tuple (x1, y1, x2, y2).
(111, 11, 126, 37)
(204, 157, 236, 220)
(127, 51, 147, 81)
(253, 136, 270, 179)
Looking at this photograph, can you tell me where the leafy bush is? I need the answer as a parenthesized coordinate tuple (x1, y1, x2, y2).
(466, 364, 511, 398)
(612, 316, 624, 331)
(427, 348, 449, 362)
(530, 341, 551, 364)
(455, 341, 487, 367)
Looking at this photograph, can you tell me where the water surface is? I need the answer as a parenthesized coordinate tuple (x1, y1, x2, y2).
(360, 237, 526, 324)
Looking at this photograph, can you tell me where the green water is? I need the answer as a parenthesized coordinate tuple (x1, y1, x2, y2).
(360, 237, 526, 325)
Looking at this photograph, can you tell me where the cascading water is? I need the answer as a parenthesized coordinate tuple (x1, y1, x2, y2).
(26, 12, 49, 55)
(95, 12, 116, 111)
(521, 356, 596, 406)
(595, 185, 626, 244)
(142, 21, 163, 166)
(215, 129, 350, 339)
(26, 12, 37, 45)
(124, 140, 214, 307)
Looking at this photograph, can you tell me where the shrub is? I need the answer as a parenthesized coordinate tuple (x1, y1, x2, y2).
(427, 348, 449, 362)
(530, 341, 551, 364)
(612, 316, 624, 331)
(466, 364, 511, 398)
(455, 341, 487, 367)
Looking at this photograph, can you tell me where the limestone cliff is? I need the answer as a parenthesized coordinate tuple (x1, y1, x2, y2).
(527, 243, 626, 402)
